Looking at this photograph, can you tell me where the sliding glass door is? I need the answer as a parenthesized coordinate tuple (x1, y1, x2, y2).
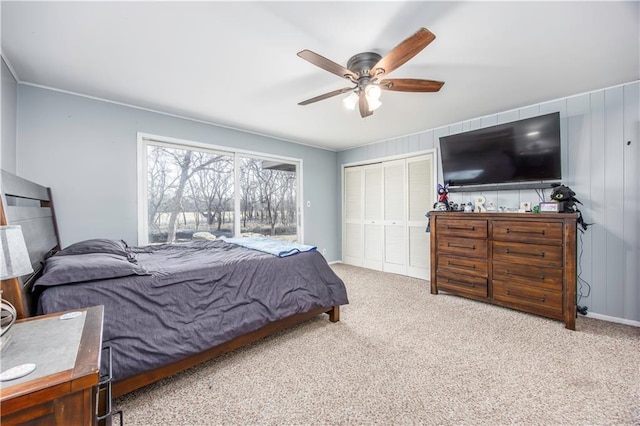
(140, 136, 300, 245)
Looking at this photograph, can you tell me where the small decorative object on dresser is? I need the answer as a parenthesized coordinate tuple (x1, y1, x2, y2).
(434, 183, 450, 211)
(550, 184, 590, 231)
(473, 196, 487, 213)
(429, 211, 579, 329)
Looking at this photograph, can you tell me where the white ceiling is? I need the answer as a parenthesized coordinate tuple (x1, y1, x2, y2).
(2, 1, 638, 151)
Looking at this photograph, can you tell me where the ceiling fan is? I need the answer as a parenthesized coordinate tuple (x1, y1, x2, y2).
(297, 27, 444, 118)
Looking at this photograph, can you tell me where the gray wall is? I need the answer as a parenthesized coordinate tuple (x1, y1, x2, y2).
(15, 85, 341, 261)
(1, 57, 17, 173)
(337, 81, 640, 324)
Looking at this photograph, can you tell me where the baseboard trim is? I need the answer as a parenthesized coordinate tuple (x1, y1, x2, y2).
(328, 260, 342, 265)
(583, 312, 640, 327)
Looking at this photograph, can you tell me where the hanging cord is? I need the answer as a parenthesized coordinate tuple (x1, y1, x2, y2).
(576, 232, 591, 315)
(534, 188, 547, 203)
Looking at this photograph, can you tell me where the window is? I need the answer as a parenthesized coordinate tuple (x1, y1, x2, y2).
(239, 157, 298, 241)
(138, 135, 301, 245)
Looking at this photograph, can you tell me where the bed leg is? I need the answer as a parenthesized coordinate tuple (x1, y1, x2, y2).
(327, 306, 340, 322)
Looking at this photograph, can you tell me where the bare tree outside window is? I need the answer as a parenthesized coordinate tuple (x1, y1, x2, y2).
(146, 145, 234, 243)
(145, 143, 298, 244)
(239, 158, 297, 241)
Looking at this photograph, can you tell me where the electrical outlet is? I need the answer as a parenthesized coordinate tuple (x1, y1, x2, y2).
(322, 248, 326, 256)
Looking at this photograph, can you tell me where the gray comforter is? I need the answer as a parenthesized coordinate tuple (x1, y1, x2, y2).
(37, 240, 348, 381)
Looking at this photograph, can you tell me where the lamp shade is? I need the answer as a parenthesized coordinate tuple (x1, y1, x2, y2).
(0, 225, 34, 280)
(342, 92, 359, 110)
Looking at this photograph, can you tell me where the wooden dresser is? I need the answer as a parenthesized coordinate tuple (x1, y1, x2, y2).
(0, 306, 104, 425)
(430, 212, 578, 329)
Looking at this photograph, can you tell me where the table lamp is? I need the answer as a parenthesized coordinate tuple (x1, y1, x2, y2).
(1, 225, 34, 337)
(0, 225, 38, 381)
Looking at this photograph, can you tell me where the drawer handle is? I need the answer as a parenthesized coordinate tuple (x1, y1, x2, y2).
(506, 270, 545, 280)
(506, 227, 546, 235)
(506, 289, 545, 303)
(504, 248, 545, 257)
(446, 278, 476, 288)
(446, 225, 476, 231)
(447, 242, 476, 250)
(447, 260, 476, 270)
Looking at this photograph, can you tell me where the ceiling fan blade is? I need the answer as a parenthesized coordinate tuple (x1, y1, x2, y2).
(298, 87, 355, 106)
(359, 91, 373, 118)
(380, 78, 444, 92)
(297, 50, 359, 81)
(370, 28, 436, 78)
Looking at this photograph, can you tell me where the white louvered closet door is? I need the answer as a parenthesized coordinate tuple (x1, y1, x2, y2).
(383, 159, 407, 275)
(406, 154, 434, 279)
(343, 167, 363, 266)
(363, 164, 383, 270)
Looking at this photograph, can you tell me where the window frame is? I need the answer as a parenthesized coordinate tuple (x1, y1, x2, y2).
(137, 132, 304, 245)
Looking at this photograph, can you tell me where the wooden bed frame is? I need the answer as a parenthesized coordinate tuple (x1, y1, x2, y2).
(0, 170, 340, 399)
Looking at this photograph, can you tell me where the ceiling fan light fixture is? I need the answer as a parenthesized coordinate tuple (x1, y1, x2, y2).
(297, 28, 443, 118)
(343, 91, 359, 110)
(365, 84, 382, 101)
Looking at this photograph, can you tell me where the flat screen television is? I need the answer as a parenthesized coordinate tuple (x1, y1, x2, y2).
(439, 112, 562, 190)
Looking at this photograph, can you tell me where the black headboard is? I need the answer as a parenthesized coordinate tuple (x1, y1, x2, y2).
(1, 170, 60, 317)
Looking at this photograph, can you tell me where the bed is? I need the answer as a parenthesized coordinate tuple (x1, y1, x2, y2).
(0, 170, 348, 398)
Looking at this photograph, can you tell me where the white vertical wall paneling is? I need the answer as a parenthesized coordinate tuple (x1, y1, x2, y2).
(497, 110, 519, 124)
(337, 81, 640, 323)
(519, 105, 541, 120)
(468, 118, 483, 131)
(590, 91, 607, 315)
(481, 115, 498, 127)
(366, 144, 377, 161)
(519, 189, 540, 208)
(496, 190, 519, 211)
(418, 130, 434, 151)
(434, 127, 450, 185)
(604, 87, 625, 318)
(540, 100, 569, 184)
(566, 93, 594, 310)
(449, 123, 463, 136)
(386, 138, 398, 157)
(623, 82, 639, 321)
(400, 136, 409, 155)
(408, 134, 420, 153)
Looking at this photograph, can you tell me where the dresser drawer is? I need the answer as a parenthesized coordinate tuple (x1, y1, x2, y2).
(492, 241, 562, 267)
(436, 219, 487, 238)
(437, 237, 488, 259)
(493, 221, 563, 245)
(437, 271, 487, 298)
(492, 261, 562, 291)
(493, 280, 562, 314)
(438, 255, 488, 278)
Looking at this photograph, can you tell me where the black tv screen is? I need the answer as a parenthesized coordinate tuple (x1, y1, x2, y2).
(439, 112, 562, 188)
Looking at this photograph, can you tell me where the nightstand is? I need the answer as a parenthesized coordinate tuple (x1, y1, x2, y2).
(0, 305, 104, 425)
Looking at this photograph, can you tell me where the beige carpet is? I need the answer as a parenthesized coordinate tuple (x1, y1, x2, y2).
(115, 264, 640, 425)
